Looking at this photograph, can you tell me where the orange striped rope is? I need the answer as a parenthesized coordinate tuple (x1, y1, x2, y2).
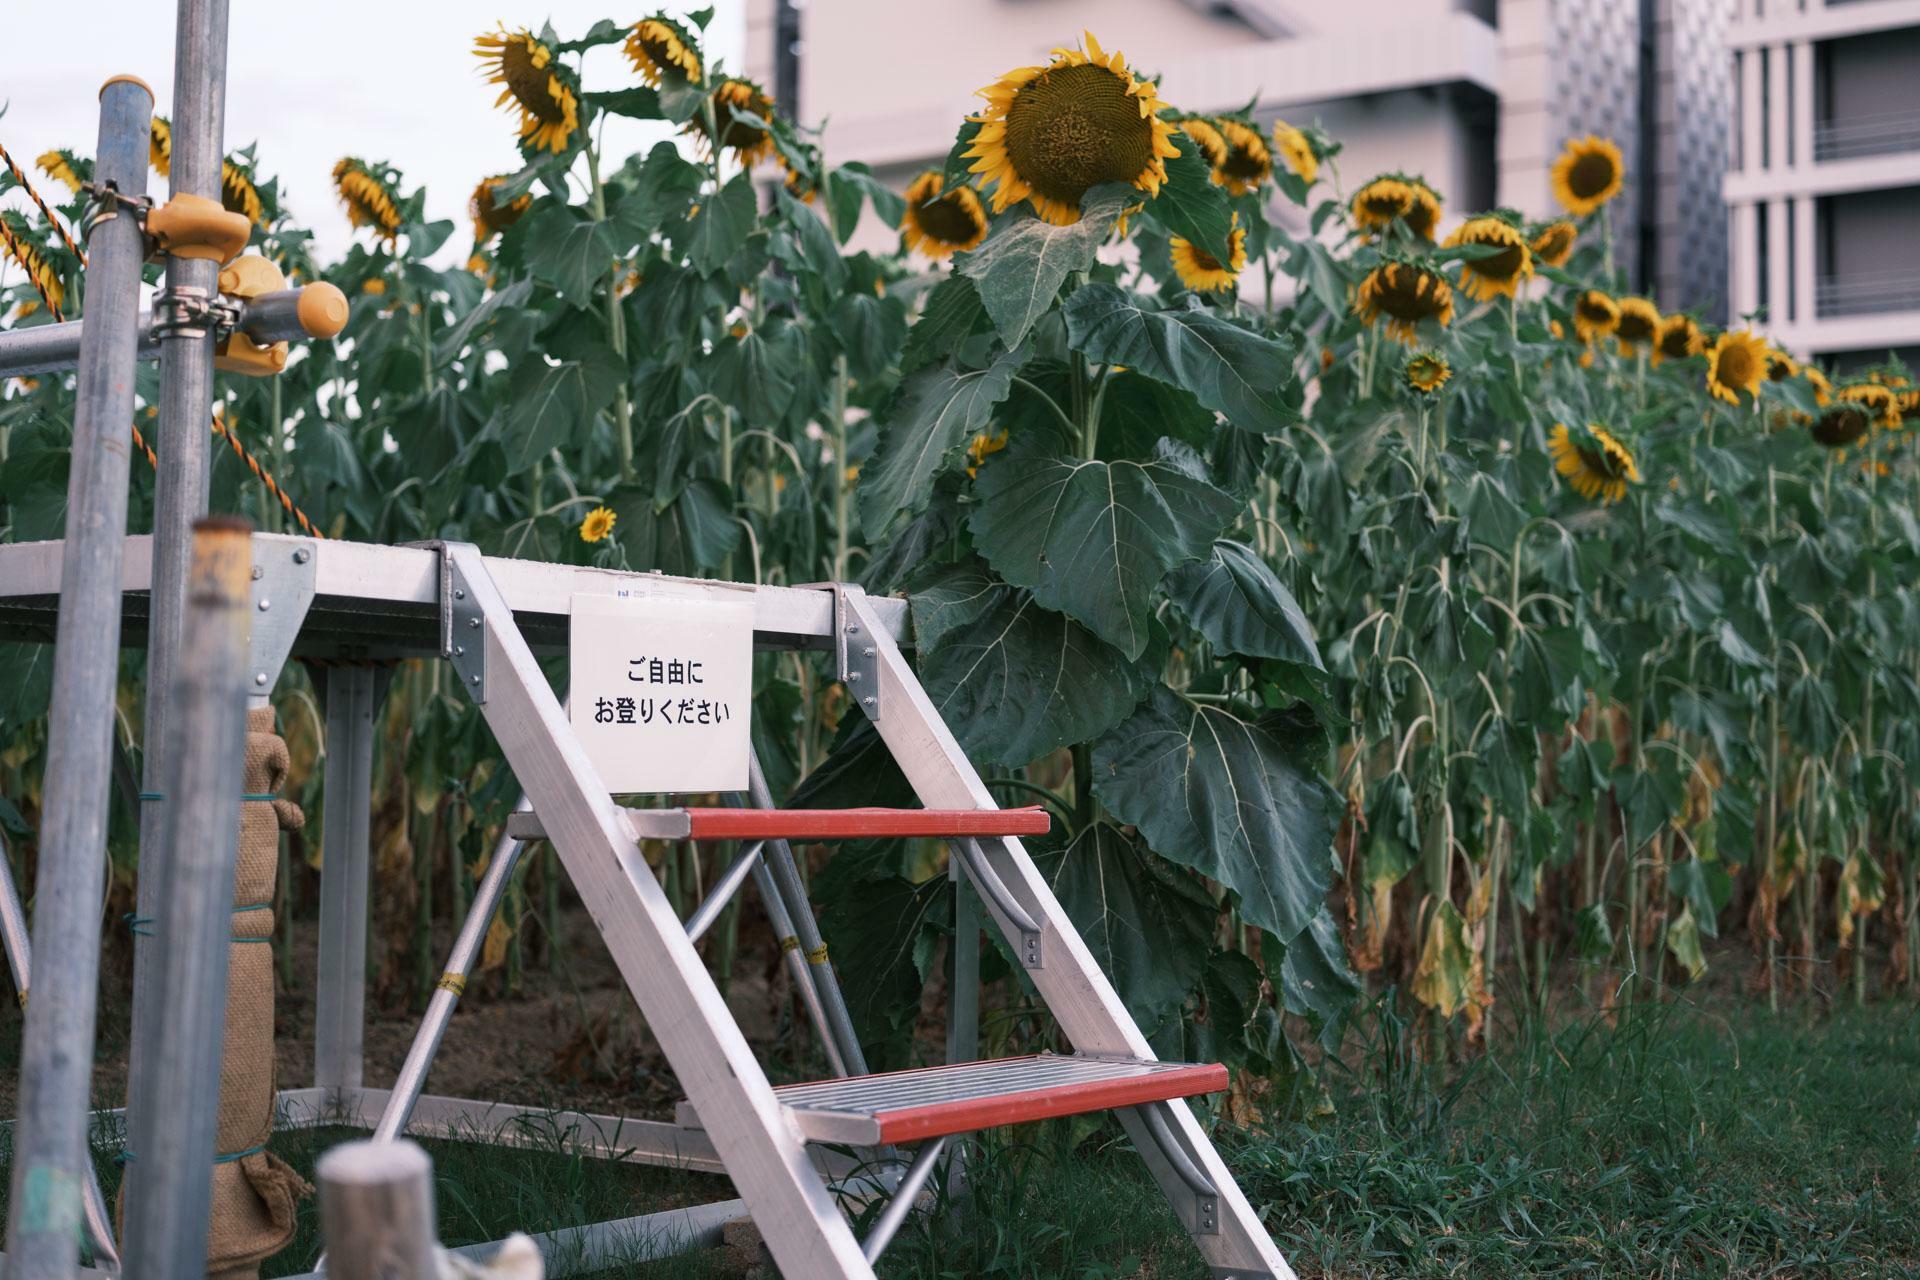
(1, 144, 326, 538)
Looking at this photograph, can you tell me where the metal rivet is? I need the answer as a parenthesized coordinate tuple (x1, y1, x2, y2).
(257, 598, 270, 611)
(863, 696, 876, 706)
(250, 565, 263, 580)
(862, 646, 875, 658)
(470, 674, 481, 685)
(847, 672, 861, 683)
(454, 588, 466, 600)
(293, 547, 311, 564)
(254, 672, 268, 686)
(468, 617, 481, 629)
(454, 645, 465, 657)
(846, 624, 860, 635)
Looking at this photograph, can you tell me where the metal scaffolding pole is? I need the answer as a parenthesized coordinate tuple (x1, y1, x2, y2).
(120, 518, 256, 1279)
(1, 73, 154, 1280)
(128, 0, 233, 1151)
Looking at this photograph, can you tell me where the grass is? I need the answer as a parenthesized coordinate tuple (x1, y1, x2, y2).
(7, 999, 1917, 1277)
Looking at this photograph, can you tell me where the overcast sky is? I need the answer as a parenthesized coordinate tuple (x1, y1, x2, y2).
(1, 2, 743, 266)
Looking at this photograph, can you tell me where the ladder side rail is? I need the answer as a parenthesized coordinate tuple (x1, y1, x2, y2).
(837, 588, 1295, 1280)
(313, 665, 384, 1098)
(445, 545, 877, 1280)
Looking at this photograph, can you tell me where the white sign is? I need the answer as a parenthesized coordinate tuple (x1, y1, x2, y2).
(569, 591, 754, 795)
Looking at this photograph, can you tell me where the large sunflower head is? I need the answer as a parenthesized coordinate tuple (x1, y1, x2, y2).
(1764, 347, 1799, 382)
(150, 116, 172, 177)
(900, 171, 989, 260)
(332, 157, 402, 243)
(35, 150, 87, 197)
(1614, 296, 1660, 353)
(967, 33, 1179, 226)
(1651, 313, 1703, 367)
(1550, 423, 1641, 504)
(475, 26, 581, 155)
(624, 15, 702, 88)
(1271, 119, 1317, 186)
(1809, 402, 1871, 450)
(1213, 119, 1272, 196)
(1551, 135, 1624, 217)
(1355, 260, 1454, 345)
(1169, 214, 1248, 293)
(1706, 329, 1768, 405)
(1178, 117, 1227, 170)
(1405, 351, 1451, 396)
(1405, 180, 1442, 241)
(221, 159, 265, 226)
(1838, 381, 1902, 430)
(470, 175, 532, 244)
(1530, 219, 1578, 268)
(1352, 176, 1415, 236)
(1445, 214, 1532, 302)
(0, 211, 62, 315)
(1572, 289, 1620, 345)
(688, 78, 778, 168)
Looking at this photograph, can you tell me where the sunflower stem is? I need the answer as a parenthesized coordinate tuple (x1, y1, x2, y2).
(831, 354, 851, 582)
(585, 142, 634, 479)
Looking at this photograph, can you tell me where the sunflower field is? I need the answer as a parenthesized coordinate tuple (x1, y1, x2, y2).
(3, 13, 1919, 1099)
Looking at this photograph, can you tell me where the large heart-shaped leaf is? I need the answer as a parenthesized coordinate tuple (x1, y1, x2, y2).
(1278, 905, 1362, 1041)
(606, 476, 739, 575)
(900, 276, 988, 374)
(1063, 284, 1301, 435)
(818, 871, 953, 1068)
(1037, 822, 1217, 1030)
(500, 344, 625, 471)
(1092, 686, 1339, 943)
(705, 329, 797, 427)
(857, 347, 1022, 541)
(912, 563, 1146, 766)
(956, 184, 1132, 351)
(970, 438, 1236, 660)
(682, 172, 757, 275)
(521, 205, 618, 304)
(1166, 539, 1322, 667)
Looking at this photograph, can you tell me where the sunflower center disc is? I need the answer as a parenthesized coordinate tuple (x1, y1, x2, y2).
(916, 193, 984, 245)
(503, 39, 565, 123)
(1719, 347, 1755, 386)
(1005, 62, 1153, 205)
(1468, 238, 1523, 282)
(1379, 268, 1443, 322)
(1568, 151, 1615, 199)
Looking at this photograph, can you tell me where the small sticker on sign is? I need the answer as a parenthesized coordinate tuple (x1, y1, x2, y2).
(570, 591, 753, 794)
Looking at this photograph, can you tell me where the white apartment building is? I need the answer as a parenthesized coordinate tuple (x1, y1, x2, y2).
(1727, 0, 1920, 370)
(743, 0, 1733, 319)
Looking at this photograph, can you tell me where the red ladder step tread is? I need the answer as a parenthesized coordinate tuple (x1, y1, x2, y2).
(680, 805, 1051, 841)
(765, 1056, 1228, 1145)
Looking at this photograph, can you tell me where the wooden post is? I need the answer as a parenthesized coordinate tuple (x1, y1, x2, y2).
(317, 1139, 438, 1280)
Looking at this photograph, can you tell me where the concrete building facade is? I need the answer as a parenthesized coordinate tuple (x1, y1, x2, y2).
(1726, 0, 1920, 369)
(742, 0, 1732, 318)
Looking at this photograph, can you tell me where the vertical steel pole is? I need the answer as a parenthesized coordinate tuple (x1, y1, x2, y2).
(317, 1140, 439, 1280)
(120, 518, 256, 1280)
(129, 0, 233, 1106)
(315, 665, 379, 1096)
(1, 73, 153, 1280)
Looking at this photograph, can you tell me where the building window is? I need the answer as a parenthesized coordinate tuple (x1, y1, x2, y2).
(1756, 202, 1770, 318)
(1786, 200, 1796, 322)
(1760, 46, 1771, 169)
(1733, 51, 1745, 170)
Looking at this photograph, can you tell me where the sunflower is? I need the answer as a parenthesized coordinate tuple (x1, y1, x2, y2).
(35, 150, 85, 197)
(900, 171, 989, 259)
(150, 116, 172, 177)
(782, 161, 819, 204)
(967, 33, 1180, 226)
(1550, 423, 1641, 504)
(623, 15, 702, 88)
(1531, 219, 1578, 268)
(1838, 381, 1902, 430)
(1446, 215, 1532, 302)
(333, 158, 402, 243)
(688, 78, 778, 168)
(1178, 117, 1227, 170)
(1551, 135, 1624, 217)
(1405, 351, 1451, 395)
(1169, 215, 1248, 293)
(0, 212, 62, 314)
(1405, 180, 1442, 241)
(1651, 313, 1703, 367)
(1213, 119, 1272, 195)
(1355, 261, 1454, 345)
(1809, 402, 1871, 449)
(1351, 176, 1416, 236)
(1803, 365, 1833, 406)
(579, 506, 618, 543)
(475, 26, 581, 154)
(1271, 119, 1316, 185)
(221, 159, 264, 226)
(1764, 347, 1799, 382)
(1572, 290, 1619, 345)
(1614, 296, 1659, 354)
(470, 175, 531, 243)
(1706, 329, 1767, 405)
(966, 429, 1009, 477)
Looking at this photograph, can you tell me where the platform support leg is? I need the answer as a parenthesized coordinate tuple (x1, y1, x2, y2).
(315, 665, 382, 1101)
(444, 545, 876, 1280)
(838, 588, 1294, 1280)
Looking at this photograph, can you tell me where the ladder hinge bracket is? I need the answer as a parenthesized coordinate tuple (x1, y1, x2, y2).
(246, 541, 317, 700)
(829, 583, 880, 723)
(434, 543, 487, 704)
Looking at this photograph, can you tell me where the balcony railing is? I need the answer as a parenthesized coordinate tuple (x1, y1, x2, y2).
(1813, 109, 1920, 162)
(1815, 270, 1920, 318)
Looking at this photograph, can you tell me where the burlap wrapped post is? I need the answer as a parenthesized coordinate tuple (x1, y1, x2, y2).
(204, 706, 314, 1279)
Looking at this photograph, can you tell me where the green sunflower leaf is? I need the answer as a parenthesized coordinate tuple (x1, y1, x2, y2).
(705, 329, 797, 429)
(499, 342, 624, 471)
(857, 346, 1023, 541)
(520, 205, 618, 305)
(828, 162, 907, 238)
(900, 276, 989, 375)
(911, 563, 1147, 766)
(1063, 284, 1302, 435)
(970, 436, 1237, 660)
(1036, 822, 1218, 1031)
(604, 476, 740, 576)
(1092, 686, 1340, 945)
(1150, 134, 1235, 265)
(682, 172, 757, 275)
(1165, 538, 1323, 667)
(956, 184, 1132, 351)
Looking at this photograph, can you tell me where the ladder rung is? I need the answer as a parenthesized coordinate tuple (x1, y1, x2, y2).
(677, 1055, 1227, 1145)
(506, 805, 1051, 843)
